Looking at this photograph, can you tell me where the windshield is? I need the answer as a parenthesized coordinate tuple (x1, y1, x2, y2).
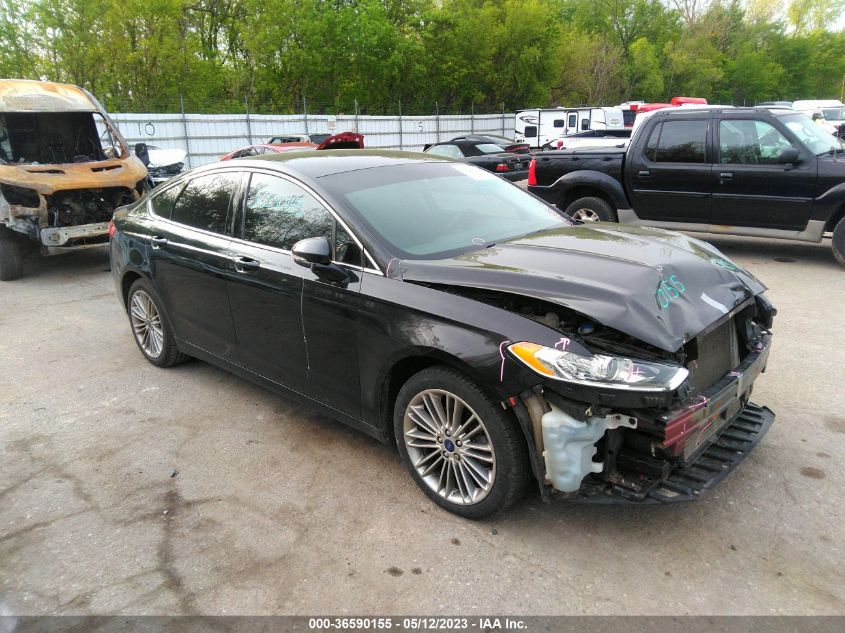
(781, 113, 845, 155)
(822, 107, 845, 121)
(322, 162, 568, 259)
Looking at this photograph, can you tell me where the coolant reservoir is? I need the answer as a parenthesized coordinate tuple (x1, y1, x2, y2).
(541, 405, 635, 493)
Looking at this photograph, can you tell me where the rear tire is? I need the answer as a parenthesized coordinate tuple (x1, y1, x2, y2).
(394, 365, 529, 519)
(0, 229, 24, 281)
(562, 196, 617, 223)
(126, 278, 188, 367)
(832, 217, 845, 267)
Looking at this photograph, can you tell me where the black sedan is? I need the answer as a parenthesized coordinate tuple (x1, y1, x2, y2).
(423, 138, 529, 180)
(110, 150, 776, 518)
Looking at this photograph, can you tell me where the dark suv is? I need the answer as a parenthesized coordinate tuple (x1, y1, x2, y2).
(528, 107, 845, 265)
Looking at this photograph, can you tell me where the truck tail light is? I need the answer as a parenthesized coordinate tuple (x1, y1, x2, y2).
(108, 219, 116, 239)
(527, 159, 536, 185)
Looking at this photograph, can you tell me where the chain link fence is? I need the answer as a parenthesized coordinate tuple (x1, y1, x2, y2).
(104, 95, 516, 168)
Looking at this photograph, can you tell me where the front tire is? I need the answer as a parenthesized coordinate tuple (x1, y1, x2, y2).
(126, 278, 188, 367)
(394, 366, 529, 519)
(562, 196, 617, 223)
(832, 217, 845, 267)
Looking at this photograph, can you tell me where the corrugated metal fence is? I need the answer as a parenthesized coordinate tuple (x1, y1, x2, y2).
(108, 112, 517, 168)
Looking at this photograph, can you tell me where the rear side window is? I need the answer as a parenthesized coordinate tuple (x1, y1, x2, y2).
(171, 173, 238, 233)
(648, 120, 707, 163)
(426, 144, 464, 158)
(524, 126, 537, 138)
(242, 173, 333, 250)
(553, 119, 564, 128)
(150, 183, 183, 219)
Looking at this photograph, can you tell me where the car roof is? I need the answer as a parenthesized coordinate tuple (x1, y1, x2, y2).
(0, 78, 99, 112)
(200, 149, 451, 179)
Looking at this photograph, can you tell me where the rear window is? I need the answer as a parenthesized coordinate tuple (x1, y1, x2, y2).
(474, 143, 506, 154)
(171, 173, 239, 233)
(645, 120, 707, 163)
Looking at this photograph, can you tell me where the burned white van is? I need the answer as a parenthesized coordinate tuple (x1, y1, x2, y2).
(0, 79, 148, 280)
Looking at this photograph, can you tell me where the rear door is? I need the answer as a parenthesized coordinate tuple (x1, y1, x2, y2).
(147, 171, 241, 361)
(711, 117, 814, 230)
(627, 117, 712, 224)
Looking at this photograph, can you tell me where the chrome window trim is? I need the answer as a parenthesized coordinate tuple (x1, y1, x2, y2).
(145, 164, 385, 273)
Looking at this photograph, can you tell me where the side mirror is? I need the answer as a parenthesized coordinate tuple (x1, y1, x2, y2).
(292, 237, 332, 266)
(135, 142, 150, 166)
(293, 237, 350, 286)
(777, 147, 800, 164)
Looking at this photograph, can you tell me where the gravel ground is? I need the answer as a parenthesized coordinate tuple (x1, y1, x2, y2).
(0, 232, 843, 616)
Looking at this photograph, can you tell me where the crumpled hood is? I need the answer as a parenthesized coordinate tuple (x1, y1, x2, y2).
(396, 224, 767, 352)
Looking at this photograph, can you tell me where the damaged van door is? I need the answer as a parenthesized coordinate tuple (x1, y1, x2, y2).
(0, 79, 148, 280)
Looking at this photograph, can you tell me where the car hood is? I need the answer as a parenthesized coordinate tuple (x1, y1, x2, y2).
(395, 224, 767, 352)
(147, 147, 187, 168)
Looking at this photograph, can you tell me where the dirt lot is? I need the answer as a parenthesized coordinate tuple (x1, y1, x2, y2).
(1, 233, 843, 616)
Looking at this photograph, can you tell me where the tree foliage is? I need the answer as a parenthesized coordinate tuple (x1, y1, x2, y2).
(0, 0, 842, 112)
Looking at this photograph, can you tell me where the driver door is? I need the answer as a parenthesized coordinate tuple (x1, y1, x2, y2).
(711, 118, 814, 231)
(226, 170, 364, 418)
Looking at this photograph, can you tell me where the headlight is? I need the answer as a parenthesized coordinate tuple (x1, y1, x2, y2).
(508, 342, 688, 392)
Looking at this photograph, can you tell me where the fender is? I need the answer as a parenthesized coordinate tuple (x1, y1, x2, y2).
(532, 169, 629, 210)
(812, 180, 845, 223)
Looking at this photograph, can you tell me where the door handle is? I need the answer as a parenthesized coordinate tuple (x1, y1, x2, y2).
(150, 236, 168, 249)
(638, 170, 651, 178)
(719, 172, 734, 180)
(233, 256, 260, 273)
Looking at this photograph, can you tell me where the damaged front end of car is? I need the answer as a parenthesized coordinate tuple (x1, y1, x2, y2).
(506, 293, 775, 503)
(399, 225, 777, 504)
(0, 80, 148, 257)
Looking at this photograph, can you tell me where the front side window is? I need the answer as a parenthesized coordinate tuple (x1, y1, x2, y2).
(650, 120, 707, 163)
(719, 120, 795, 164)
(780, 113, 845, 155)
(242, 173, 333, 250)
(170, 173, 237, 233)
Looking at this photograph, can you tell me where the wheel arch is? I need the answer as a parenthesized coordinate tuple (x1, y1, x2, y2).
(378, 349, 515, 446)
(120, 270, 144, 309)
(550, 171, 627, 212)
(824, 201, 845, 233)
(557, 186, 616, 214)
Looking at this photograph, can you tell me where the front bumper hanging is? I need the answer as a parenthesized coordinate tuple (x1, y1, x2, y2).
(572, 402, 775, 504)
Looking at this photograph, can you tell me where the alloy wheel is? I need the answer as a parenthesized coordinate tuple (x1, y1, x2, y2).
(403, 389, 496, 505)
(129, 290, 164, 359)
(570, 208, 601, 222)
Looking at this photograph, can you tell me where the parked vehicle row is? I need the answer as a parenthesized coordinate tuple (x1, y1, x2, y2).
(423, 135, 530, 180)
(219, 131, 365, 161)
(527, 106, 845, 265)
(110, 149, 777, 518)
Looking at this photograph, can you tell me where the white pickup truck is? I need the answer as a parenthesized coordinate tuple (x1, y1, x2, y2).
(540, 128, 631, 152)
